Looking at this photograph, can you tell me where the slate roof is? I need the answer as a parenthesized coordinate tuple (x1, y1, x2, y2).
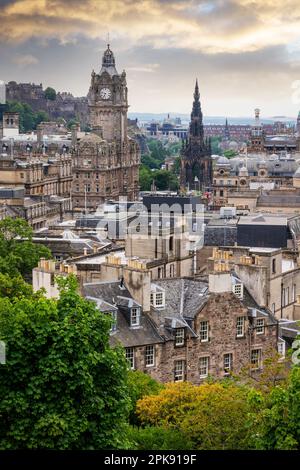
(82, 280, 163, 347)
(151, 278, 209, 321)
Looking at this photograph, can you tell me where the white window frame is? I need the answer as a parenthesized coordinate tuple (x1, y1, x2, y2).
(110, 310, 117, 333)
(256, 318, 265, 335)
(125, 347, 135, 369)
(224, 353, 233, 375)
(199, 320, 209, 342)
(174, 360, 185, 382)
(251, 349, 262, 370)
(277, 341, 286, 360)
(145, 345, 155, 367)
(236, 316, 245, 338)
(233, 283, 243, 299)
(130, 307, 140, 327)
(199, 356, 209, 379)
(175, 328, 185, 346)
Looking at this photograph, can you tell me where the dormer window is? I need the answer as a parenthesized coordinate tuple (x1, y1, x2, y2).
(110, 310, 117, 333)
(130, 307, 140, 327)
(150, 289, 165, 308)
(175, 328, 185, 346)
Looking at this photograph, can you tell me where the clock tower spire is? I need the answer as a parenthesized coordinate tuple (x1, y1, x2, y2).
(88, 44, 128, 142)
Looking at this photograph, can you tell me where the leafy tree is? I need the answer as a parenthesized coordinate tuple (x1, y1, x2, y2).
(0, 273, 34, 299)
(224, 149, 238, 158)
(210, 136, 222, 155)
(6, 101, 49, 132)
(153, 170, 179, 191)
(129, 426, 193, 450)
(35, 110, 50, 127)
(0, 217, 51, 277)
(127, 370, 163, 425)
(136, 381, 260, 450)
(67, 118, 80, 130)
(139, 165, 152, 191)
(44, 87, 56, 101)
(0, 275, 131, 449)
(254, 366, 300, 450)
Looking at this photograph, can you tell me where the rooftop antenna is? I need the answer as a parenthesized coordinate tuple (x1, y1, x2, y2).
(106, 31, 110, 47)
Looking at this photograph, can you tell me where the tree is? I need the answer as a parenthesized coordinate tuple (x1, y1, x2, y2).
(0, 273, 34, 299)
(44, 87, 56, 101)
(223, 149, 238, 158)
(34, 110, 50, 127)
(0, 276, 131, 449)
(139, 165, 152, 191)
(67, 118, 80, 130)
(136, 381, 261, 450)
(127, 370, 163, 425)
(254, 365, 300, 450)
(0, 217, 52, 277)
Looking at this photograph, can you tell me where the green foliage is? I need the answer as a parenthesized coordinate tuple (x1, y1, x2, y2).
(210, 136, 222, 155)
(67, 118, 80, 130)
(139, 166, 179, 191)
(0, 276, 131, 449)
(0, 273, 34, 299)
(0, 217, 52, 277)
(127, 370, 163, 425)
(129, 426, 193, 450)
(254, 366, 300, 450)
(6, 101, 49, 132)
(136, 381, 262, 450)
(44, 87, 56, 101)
(223, 149, 238, 158)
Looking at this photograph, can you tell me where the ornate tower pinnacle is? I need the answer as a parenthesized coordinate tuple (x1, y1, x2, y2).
(189, 79, 204, 141)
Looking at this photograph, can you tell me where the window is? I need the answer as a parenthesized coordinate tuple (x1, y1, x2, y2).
(272, 258, 276, 274)
(199, 321, 209, 342)
(278, 341, 286, 360)
(272, 303, 276, 314)
(85, 184, 91, 193)
(175, 328, 185, 346)
(251, 349, 262, 370)
(224, 353, 233, 374)
(150, 293, 154, 305)
(154, 291, 164, 307)
(236, 316, 245, 337)
(76, 184, 79, 192)
(110, 311, 117, 332)
(130, 307, 140, 327)
(220, 190, 224, 197)
(233, 283, 243, 299)
(125, 347, 134, 369)
(96, 184, 99, 193)
(293, 284, 296, 302)
(145, 345, 155, 367)
(76, 172, 79, 179)
(199, 356, 209, 379)
(20, 172, 24, 179)
(256, 318, 265, 335)
(174, 360, 185, 382)
(158, 267, 163, 278)
(87, 172, 91, 178)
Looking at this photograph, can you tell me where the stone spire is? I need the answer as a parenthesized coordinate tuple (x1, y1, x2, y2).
(189, 79, 204, 142)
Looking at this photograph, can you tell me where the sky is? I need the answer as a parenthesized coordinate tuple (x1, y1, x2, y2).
(1, 0, 300, 117)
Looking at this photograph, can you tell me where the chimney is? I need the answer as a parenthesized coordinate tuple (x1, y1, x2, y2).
(208, 261, 232, 293)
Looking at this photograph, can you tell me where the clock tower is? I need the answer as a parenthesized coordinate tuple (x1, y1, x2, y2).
(87, 44, 128, 142)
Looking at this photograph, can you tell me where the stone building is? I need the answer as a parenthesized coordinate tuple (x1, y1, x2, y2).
(212, 153, 300, 209)
(180, 80, 212, 191)
(206, 246, 300, 321)
(33, 255, 280, 384)
(71, 45, 140, 212)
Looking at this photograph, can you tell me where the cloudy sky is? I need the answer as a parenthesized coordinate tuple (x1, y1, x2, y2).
(1, 0, 300, 117)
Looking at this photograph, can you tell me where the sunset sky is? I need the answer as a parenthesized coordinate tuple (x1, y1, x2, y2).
(1, 0, 300, 117)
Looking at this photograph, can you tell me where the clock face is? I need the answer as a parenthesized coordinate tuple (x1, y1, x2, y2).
(100, 87, 111, 100)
